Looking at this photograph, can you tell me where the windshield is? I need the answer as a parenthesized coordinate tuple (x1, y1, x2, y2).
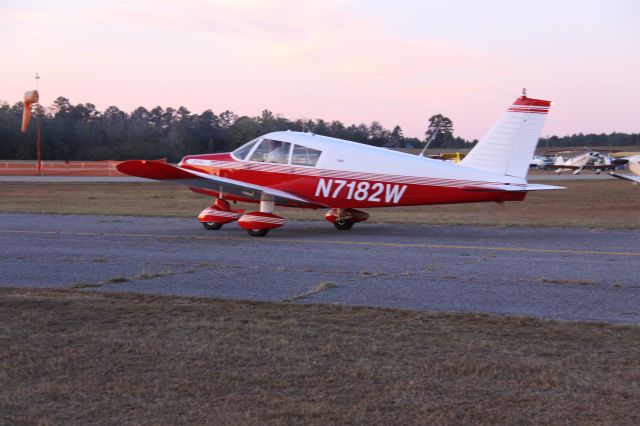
(232, 138, 260, 160)
(233, 138, 322, 167)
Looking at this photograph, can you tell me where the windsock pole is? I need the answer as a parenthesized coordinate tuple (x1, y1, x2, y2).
(35, 73, 41, 175)
(37, 104, 41, 175)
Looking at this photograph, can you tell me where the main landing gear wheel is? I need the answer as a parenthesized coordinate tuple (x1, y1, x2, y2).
(247, 229, 270, 237)
(202, 222, 222, 230)
(334, 219, 354, 230)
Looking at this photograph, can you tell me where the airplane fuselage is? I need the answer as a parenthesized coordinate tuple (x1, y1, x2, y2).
(178, 133, 529, 210)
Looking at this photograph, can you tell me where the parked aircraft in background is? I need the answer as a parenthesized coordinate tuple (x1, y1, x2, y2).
(118, 93, 562, 236)
(599, 154, 629, 171)
(530, 155, 553, 169)
(550, 150, 626, 175)
(427, 152, 464, 163)
(609, 155, 640, 184)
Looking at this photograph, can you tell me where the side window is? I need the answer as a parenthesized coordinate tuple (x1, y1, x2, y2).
(249, 139, 291, 164)
(291, 144, 322, 167)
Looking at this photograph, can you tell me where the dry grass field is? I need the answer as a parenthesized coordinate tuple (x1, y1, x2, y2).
(2, 288, 639, 425)
(1, 179, 639, 228)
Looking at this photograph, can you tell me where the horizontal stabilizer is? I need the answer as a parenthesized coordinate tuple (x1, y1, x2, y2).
(462, 183, 564, 192)
(520, 183, 565, 191)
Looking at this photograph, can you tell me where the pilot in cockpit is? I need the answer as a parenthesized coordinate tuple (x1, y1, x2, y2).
(264, 140, 287, 164)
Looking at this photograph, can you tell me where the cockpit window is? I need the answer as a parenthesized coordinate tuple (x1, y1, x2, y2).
(232, 138, 260, 160)
(249, 139, 291, 164)
(291, 144, 322, 167)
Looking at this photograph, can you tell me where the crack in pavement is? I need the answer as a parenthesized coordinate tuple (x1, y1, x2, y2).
(69, 265, 219, 289)
(283, 282, 338, 303)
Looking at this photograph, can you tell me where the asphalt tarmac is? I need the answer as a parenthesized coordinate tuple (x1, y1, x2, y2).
(2, 213, 639, 324)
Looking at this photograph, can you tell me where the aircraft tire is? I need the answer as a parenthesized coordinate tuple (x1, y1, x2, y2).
(202, 222, 223, 230)
(334, 219, 354, 230)
(247, 229, 270, 237)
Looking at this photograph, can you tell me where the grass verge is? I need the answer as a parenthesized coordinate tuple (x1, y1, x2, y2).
(1, 288, 639, 424)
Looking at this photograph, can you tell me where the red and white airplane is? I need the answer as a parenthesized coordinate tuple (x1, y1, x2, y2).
(549, 150, 624, 175)
(117, 93, 562, 236)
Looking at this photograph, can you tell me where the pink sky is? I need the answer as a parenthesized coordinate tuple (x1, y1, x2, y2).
(1, 0, 639, 140)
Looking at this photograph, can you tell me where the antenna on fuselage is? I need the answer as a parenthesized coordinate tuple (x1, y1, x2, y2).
(418, 123, 442, 157)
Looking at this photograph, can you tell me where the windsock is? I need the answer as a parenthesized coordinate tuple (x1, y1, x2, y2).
(21, 90, 39, 133)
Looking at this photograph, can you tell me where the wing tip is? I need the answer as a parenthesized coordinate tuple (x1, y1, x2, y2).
(609, 172, 640, 184)
(117, 160, 191, 180)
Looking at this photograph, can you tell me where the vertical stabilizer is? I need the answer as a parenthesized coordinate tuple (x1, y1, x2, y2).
(460, 94, 551, 179)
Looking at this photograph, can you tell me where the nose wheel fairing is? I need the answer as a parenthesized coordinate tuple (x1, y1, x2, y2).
(238, 212, 287, 236)
(198, 199, 243, 229)
(236, 194, 287, 237)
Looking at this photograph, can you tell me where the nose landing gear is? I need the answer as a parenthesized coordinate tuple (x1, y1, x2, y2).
(198, 198, 243, 230)
(238, 212, 286, 237)
(202, 222, 223, 230)
(237, 195, 286, 237)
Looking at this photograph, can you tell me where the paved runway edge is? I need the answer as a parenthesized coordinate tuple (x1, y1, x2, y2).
(2, 213, 639, 324)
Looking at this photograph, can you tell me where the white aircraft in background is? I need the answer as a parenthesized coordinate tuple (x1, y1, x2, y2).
(550, 150, 617, 175)
(609, 155, 640, 184)
(530, 155, 553, 169)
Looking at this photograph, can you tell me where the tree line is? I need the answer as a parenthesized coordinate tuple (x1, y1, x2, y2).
(1, 97, 638, 162)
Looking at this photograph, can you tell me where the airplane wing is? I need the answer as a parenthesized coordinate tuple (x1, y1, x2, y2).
(546, 164, 580, 170)
(609, 172, 640, 184)
(117, 160, 326, 207)
(587, 163, 626, 170)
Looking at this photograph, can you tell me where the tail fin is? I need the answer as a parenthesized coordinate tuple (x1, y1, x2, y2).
(554, 155, 564, 165)
(460, 94, 551, 179)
